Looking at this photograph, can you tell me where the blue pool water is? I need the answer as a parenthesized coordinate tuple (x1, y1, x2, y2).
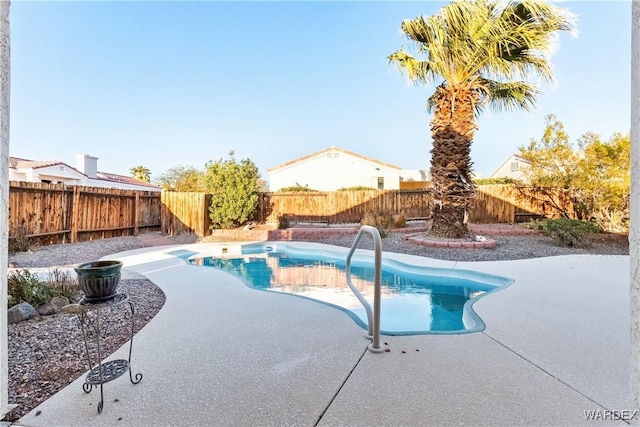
(187, 244, 512, 334)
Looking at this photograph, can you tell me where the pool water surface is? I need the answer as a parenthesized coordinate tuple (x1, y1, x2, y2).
(187, 244, 512, 335)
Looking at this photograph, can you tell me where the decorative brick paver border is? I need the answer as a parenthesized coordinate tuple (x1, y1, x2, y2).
(404, 234, 496, 249)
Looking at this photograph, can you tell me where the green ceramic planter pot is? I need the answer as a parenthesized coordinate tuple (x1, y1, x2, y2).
(74, 260, 123, 303)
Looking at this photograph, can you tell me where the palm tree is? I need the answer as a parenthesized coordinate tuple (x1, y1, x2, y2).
(389, 0, 575, 238)
(130, 165, 151, 183)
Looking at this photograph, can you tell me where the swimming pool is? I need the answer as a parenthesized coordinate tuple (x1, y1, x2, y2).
(186, 243, 513, 335)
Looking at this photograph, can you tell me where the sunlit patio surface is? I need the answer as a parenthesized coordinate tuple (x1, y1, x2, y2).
(16, 242, 631, 426)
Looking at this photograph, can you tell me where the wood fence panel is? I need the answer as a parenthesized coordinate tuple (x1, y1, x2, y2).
(470, 185, 575, 223)
(138, 192, 163, 234)
(161, 191, 211, 236)
(8, 181, 161, 246)
(9, 181, 72, 245)
(258, 190, 431, 224)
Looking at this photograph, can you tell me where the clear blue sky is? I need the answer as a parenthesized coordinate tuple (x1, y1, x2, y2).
(10, 1, 632, 182)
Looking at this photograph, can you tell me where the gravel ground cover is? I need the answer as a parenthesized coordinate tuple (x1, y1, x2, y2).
(3, 228, 629, 422)
(314, 231, 629, 261)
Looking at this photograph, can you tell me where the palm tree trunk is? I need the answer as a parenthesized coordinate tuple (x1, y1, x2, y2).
(429, 87, 476, 238)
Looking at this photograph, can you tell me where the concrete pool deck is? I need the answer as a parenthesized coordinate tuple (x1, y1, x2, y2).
(17, 242, 631, 426)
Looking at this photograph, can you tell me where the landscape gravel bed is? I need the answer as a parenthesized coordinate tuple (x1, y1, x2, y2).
(5, 278, 165, 422)
(315, 232, 629, 261)
(8, 236, 148, 269)
(3, 229, 629, 422)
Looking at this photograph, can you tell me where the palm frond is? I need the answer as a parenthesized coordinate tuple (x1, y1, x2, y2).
(390, 0, 575, 113)
(479, 78, 539, 112)
(388, 50, 434, 84)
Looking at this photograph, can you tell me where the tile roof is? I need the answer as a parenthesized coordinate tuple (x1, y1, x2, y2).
(96, 172, 159, 188)
(9, 157, 69, 170)
(9, 156, 159, 189)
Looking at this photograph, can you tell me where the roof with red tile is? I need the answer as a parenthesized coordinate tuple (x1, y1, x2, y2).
(96, 171, 159, 188)
(9, 156, 159, 189)
(9, 157, 71, 170)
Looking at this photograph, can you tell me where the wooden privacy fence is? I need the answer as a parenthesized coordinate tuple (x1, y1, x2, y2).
(258, 190, 431, 224)
(158, 185, 575, 237)
(9, 181, 161, 245)
(470, 184, 573, 223)
(161, 191, 212, 236)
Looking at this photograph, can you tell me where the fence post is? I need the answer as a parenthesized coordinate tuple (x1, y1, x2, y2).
(134, 192, 140, 236)
(70, 186, 80, 243)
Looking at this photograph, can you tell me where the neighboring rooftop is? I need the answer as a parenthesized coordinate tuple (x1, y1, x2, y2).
(267, 145, 403, 172)
(9, 154, 160, 191)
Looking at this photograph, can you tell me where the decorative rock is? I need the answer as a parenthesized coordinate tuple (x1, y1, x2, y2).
(50, 296, 70, 310)
(8, 302, 37, 323)
(37, 300, 59, 316)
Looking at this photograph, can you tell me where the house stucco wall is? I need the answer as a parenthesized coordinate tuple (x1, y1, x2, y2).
(490, 154, 530, 181)
(26, 164, 85, 183)
(269, 151, 401, 191)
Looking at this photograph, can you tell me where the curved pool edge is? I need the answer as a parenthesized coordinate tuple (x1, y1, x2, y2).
(169, 241, 515, 336)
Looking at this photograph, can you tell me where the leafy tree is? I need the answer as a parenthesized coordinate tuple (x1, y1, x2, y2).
(388, 0, 575, 238)
(204, 152, 260, 229)
(130, 165, 151, 183)
(519, 116, 630, 232)
(156, 166, 206, 192)
(575, 132, 630, 231)
(519, 114, 577, 188)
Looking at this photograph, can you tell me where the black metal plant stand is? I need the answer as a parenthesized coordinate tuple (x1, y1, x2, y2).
(75, 293, 142, 413)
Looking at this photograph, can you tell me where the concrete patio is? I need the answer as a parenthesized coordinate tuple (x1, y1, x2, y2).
(16, 242, 631, 426)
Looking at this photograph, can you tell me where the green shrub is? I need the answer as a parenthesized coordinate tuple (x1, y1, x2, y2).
(523, 219, 546, 231)
(9, 224, 35, 253)
(7, 269, 53, 308)
(204, 153, 260, 229)
(535, 218, 602, 248)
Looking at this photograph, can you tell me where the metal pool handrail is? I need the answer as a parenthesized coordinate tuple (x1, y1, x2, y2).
(345, 225, 384, 353)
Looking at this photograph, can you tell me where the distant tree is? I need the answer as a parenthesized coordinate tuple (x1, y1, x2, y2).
(204, 152, 260, 229)
(519, 114, 577, 188)
(130, 166, 151, 183)
(388, 1, 575, 238)
(574, 132, 630, 232)
(156, 166, 206, 192)
(519, 116, 630, 232)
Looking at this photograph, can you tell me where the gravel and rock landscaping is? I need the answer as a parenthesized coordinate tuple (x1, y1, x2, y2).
(3, 227, 629, 422)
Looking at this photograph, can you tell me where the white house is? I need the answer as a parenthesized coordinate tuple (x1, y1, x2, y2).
(490, 153, 531, 182)
(267, 146, 430, 191)
(9, 154, 160, 191)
